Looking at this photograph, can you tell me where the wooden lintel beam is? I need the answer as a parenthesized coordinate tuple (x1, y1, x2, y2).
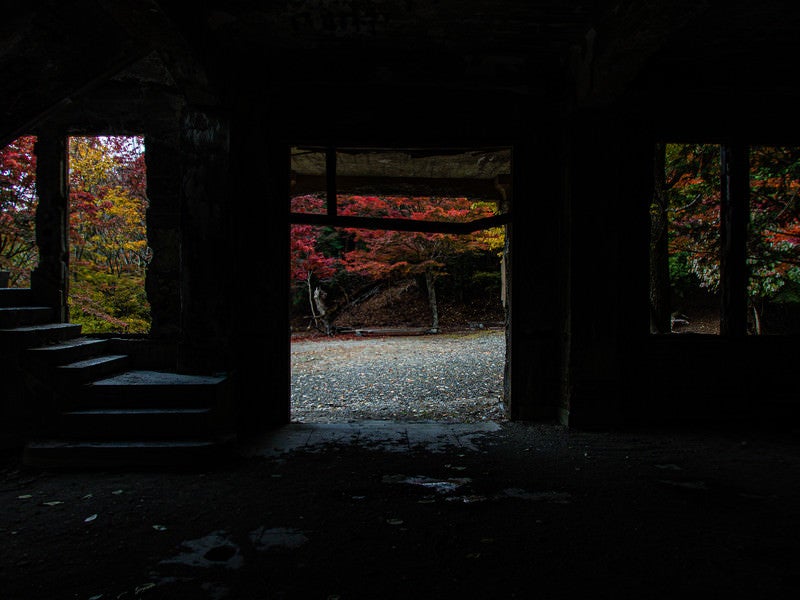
(290, 174, 504, 200)
(288, 212, 510, 234)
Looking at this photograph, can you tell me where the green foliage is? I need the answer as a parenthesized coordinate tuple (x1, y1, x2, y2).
(666, 143, 721, 298)
(668, 252, 699, 291)
(438, 250, 501, 300)
(747, 146, 800, 304)
(771, 274, 800, 303)
(69, 266, 150, 333)
(468, 271, 502, 295)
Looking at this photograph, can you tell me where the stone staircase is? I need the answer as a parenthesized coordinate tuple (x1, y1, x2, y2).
(0, 288, 235, 467)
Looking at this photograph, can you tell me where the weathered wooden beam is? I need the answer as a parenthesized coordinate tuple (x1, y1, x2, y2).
(288, 212, 510, 234)
(720, 143, 749, 337)
(291, 174, 504, 200)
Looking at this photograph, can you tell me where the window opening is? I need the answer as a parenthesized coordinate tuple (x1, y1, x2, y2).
(290, 146, 510, 424)
(651, 142, 721, 334)
(67, 136, 151, 333)
(0, 135, 38, 288)
(748, 146, 800, 334)
(651, 142, 800, 335)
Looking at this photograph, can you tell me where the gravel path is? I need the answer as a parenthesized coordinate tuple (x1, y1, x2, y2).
(291, 329, 506, 423)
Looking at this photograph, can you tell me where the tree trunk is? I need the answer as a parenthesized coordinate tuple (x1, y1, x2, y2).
(306, 272, 317, 330)
(313, 285, 333, 335)
(424, 269, 439, 332)
(650, 142, 672, 333)
(750, 301, 762, 335)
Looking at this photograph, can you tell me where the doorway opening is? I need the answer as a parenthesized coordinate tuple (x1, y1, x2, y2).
(67, 136, 151, 334)
(289, 146, 512, 424)
(0, 135, 38, 289)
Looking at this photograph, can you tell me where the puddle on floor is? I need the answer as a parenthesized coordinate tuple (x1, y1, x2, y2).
(160, 530, 243, 570)
(249, 526, 308, 551)
(382, 474, 472, 494)
(498, 488, 573, 503)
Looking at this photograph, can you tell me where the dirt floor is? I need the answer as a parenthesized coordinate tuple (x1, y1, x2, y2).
(2, 421, 800, 599)
(291, 330, 506, 423)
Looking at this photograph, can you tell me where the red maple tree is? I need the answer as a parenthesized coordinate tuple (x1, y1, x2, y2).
(0, 135, 38, 286)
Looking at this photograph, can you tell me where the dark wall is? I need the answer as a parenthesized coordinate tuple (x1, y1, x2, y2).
(9, 3, 800, 436)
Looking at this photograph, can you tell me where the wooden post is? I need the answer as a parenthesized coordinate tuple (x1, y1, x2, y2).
(31, 131, 69, 321)
(720, 144, 749, 337)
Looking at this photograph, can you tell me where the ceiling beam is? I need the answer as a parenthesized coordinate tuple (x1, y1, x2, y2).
(291, 175, 506, 201)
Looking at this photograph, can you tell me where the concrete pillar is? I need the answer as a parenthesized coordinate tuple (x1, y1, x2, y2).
(229, 106, 290, 433)
(564, 110, 651, 428)
(177, 107, 231, 374)
(144, 133, 182, 339)
(31, 131, 69, 319)
(507, 129, 567, 423)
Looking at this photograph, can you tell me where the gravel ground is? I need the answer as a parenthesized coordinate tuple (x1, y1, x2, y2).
(291, 329, 507, 423)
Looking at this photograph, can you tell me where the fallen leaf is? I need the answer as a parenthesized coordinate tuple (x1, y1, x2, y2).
(445, 495, 487, 504)
(42, 501, 63, 507)
(112, 490, 124, 495)
(134, 582, 156, 595)
(84, 514, 98, 523)
(17, 494, 32, 499)
(152, 525, 167, 532)
(386, 519, 404, 526)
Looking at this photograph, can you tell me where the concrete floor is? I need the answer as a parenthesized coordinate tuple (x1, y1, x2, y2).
(239, 420, 504, 456)
(3, 421, 800, 599)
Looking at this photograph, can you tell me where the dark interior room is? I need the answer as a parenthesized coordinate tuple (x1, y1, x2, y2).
(1, 1, 799, 598)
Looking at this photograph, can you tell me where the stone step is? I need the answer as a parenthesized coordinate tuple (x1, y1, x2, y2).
(69, 370, 228, 410)
(0, 288, 34, 307)
(0, 322, 82, 350)
(56, 354, 130, 386)
(58, 408, 214, 440)
(25, 337, 110, 367)
(22, 438, 231, 469)
(0, 306, 56, 328)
